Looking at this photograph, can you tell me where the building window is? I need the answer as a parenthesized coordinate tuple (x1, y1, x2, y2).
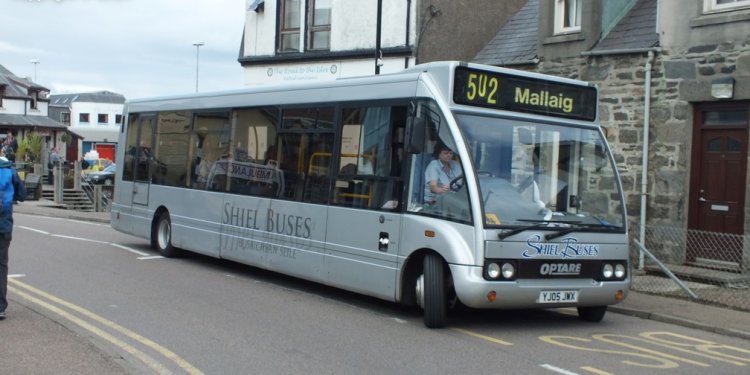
(30, 90, 39, 110)
(61, 112, 71, 125)
(116, 114, 123, 124)
(279, 0, 301, 52)
(98, 114, 109, 124)
(278, 0, 331, 53)
(704, 0, 750, 12)
(80, 113, 90, 123)
(554, 0, 582, 34)
(308, 0, 331, 50)
(0, 85, 4, 107)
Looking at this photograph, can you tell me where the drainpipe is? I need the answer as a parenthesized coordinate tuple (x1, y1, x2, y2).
(375, 0, 383, 75)
(405, 0, 411, 68)
(639, 50, 655, 270)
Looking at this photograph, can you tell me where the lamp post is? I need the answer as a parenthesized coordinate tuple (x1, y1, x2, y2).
(30, 59, 40, 82)
(192, 42, 204, 92)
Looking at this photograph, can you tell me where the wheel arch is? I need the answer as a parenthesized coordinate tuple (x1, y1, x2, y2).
(149, 206, 170, 249)
(398, 248, 454, 307)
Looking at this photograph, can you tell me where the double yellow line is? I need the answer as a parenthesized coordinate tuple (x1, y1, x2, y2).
(9, 278, 203, 375)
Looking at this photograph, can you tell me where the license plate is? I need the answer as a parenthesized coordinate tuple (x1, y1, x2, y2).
(538, 290, 578, 303)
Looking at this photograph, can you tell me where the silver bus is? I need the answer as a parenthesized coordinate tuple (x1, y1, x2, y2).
(112, 61, 629, 328)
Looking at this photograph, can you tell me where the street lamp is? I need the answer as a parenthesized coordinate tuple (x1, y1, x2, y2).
(30, 59, 40, 82)
(192, 42, 204, 92)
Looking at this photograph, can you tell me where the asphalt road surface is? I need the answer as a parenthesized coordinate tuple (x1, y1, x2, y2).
(8, 213, 750, 374)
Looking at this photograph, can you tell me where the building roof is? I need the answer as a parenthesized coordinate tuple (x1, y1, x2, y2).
(49, 91, 126, 107)
(0, 113, 68, 130)
(0, 64, 49, 97)
(591, 0, 659, 52)
(472, 0, 539, 66)
(473, 0, 658, 66)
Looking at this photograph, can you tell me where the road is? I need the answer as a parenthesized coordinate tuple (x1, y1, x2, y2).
(8, 213, 750, 374)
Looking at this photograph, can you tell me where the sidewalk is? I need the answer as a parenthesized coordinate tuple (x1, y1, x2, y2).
(2, 200, 128, 374)
(2, 199, 749, 374)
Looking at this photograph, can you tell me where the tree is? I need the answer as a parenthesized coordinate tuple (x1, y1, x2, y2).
(17, 133, 44, 163)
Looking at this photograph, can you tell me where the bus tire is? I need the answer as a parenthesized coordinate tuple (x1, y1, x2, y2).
(156, 212, 179, 258)
(577, 305, 607, 322)
(423, 253, 447, 328)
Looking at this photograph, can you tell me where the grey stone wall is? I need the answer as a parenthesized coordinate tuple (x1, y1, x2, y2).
(511, 37, 750, 235)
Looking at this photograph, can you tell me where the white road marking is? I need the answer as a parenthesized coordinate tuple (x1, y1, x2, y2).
(17, 226, 50, 235)
(541, 364, 580, 375)
(137, 256, 165, 260)
(52, 234, 109, 244)
(110, 243, 151, 256)
(8, 274, 26, 278)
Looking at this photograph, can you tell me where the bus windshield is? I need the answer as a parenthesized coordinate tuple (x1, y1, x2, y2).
(455, 113, 625, 229)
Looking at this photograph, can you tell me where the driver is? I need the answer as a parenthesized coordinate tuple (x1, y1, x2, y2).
(424, 142, 461, 205)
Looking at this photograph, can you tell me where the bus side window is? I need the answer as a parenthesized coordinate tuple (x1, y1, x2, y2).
(278, 107, 335, 203)
(334, 105, 405, 211)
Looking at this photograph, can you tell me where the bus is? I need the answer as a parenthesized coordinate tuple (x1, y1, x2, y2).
(111, 61, 629, 328)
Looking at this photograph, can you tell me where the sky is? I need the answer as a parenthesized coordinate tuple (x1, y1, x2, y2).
(0, 0, 247, 100)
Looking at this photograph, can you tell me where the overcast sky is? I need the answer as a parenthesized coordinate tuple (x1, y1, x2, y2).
(1, 0, 246, 100)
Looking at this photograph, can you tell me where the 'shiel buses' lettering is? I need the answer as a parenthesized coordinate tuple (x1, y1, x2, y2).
(453, 66, 597, 121)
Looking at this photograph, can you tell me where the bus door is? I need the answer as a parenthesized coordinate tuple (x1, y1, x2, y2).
(124, 115, 155, 206)
(324, 105, 406, 301)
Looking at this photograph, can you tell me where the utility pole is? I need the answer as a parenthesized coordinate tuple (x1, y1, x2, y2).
(192, 42, 204, 92)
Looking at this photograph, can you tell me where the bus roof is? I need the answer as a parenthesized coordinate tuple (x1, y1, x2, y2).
(125, 61, 598, 121)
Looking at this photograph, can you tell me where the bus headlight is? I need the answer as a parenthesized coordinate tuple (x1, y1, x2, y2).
(484, 260, 516, 281)
(602, 264, 614, 279)
(487, 263, 501, 279)
(501, 263, 515, 279)
(614, 264, 626, 279)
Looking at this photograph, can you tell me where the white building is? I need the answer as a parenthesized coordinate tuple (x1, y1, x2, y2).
(240, 0, 416, 85)
(0, 63, 68, 165)
(48, 91, 125, 163)
(238, 0, 526, 86)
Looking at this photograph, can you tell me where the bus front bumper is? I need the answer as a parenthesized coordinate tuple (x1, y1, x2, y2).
(449, 264, 630, 309)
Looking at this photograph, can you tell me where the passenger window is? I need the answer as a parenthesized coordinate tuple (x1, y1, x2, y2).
(154, 111, 192, 187)
(228, 107, 283, 198)
(277, 107, 335, 203)
(333, 105, 405, 211)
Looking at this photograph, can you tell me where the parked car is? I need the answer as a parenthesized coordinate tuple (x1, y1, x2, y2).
(85, 164, 116, 185)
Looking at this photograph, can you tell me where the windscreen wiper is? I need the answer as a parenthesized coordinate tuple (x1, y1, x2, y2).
(497, 219, 580, 240)
(544, 223, 619, 241)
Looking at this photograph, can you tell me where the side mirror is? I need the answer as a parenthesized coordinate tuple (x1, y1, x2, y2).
(405, 116, 426, 154)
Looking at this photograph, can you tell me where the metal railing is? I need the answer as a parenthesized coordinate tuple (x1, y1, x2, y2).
(632, 225, 750, 311)
(80, 178, 112, 212)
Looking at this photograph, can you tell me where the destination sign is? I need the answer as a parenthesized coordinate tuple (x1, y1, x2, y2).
(453, 66, 597, 121)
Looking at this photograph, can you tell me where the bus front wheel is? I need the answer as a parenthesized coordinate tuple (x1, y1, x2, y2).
(155, 212, 180, 258)
(577, 305, 607, 322)
(419, 253, 448, 328)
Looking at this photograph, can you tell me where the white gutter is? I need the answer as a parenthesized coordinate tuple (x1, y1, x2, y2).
(639, 50, 655, 270)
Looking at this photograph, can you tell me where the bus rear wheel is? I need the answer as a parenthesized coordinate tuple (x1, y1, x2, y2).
(155, 212, 180, 258)
(419, 253, 448, 328)
(577, 305, 607, 322)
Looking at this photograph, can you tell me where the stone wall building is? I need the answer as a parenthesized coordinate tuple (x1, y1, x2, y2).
(475, 0, 750, 270)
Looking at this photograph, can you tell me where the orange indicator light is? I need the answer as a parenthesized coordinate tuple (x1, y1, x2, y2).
(487, 291, 496, 302)
(424, 230, 435, 238)
(615, 290, 624, 301)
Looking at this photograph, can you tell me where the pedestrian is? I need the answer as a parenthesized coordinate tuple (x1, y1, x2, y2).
(4, 130, 17, 163)
(0, 147, 27, 320)
(48, 147, 60, 183)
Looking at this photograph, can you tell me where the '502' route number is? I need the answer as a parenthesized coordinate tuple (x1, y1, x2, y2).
(466, 73, 499, 104)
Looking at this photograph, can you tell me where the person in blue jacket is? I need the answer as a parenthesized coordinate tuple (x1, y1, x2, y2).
(0, 148, 26, 320)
